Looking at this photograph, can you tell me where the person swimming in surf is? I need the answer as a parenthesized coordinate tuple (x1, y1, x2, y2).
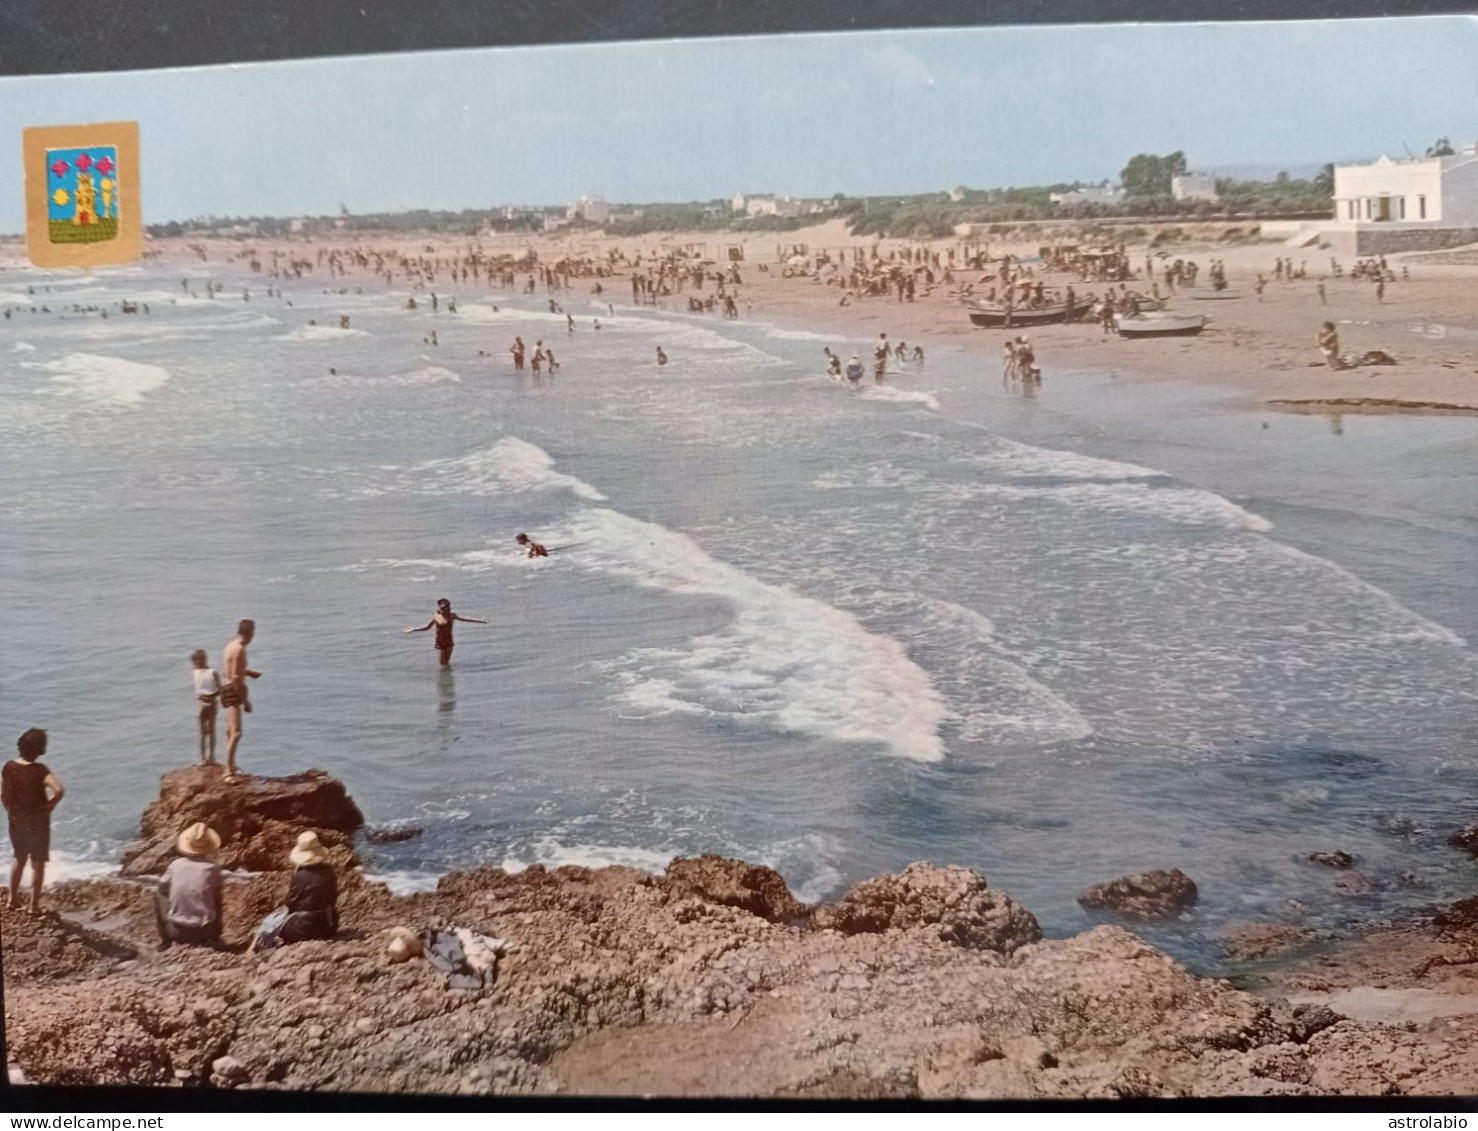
(516, 533, 549, 558)
(404, 598, 487, 667)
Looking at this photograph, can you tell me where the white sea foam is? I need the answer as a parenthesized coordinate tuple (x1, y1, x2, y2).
(969, 438, 1165, 481)
(979, 480, 1273, 532)
(310, 365, 461, 390)
(404, 366, 461, 386)
(858, 386, 940, 412)
(499, 837, 675, 875)
(36, 352, 169, 408)
(42, 852, 120, 886)
(417, 437, 607, 501)
(1260, 539, 1466, 647)
(365, 870, 443, 895)
(277, 324, 370, 341)
(568, 507, 947, 762)
(760, 325, 842, 343)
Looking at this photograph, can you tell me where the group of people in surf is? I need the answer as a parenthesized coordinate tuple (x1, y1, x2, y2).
(820, 333, 926, 389)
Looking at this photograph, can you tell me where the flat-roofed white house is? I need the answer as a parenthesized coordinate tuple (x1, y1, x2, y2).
(1050, 182, 1125, 207)
(566, 195, 611, 224)
(1171, 173, 1219, 202)
(1330, 148, 1478, 252)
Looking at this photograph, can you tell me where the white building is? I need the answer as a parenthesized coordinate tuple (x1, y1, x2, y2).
(1050, 182, 1125, 207)
(1171, 173, 1219, 202)
(1333, 148, 1478, 227)
(566, 195, 611, 224)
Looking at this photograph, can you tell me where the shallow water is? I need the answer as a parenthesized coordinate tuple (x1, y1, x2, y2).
(3, 263, 1476, 970)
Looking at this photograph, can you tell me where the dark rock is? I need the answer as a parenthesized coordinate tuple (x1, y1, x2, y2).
(1376, 813, 1426, 839)
(1308, 851, 1355, 869)
(813, 862, 1041, 954)
(1077, 869, 1198, 920)
(1432, 896, 1478, 932)
(1448, 824, 1478, 857)
(1221, 924, 1318, 961)
(366, 825, 423, 845)
(662, 855, 809, 923)
(1287, 1003, 1343, 1043)
(120, 764, 364, 876)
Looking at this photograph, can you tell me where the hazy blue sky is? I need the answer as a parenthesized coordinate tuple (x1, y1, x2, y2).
(2, 17, 1475, 228)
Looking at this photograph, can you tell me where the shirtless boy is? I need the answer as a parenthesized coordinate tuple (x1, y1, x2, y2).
(221, 620, 261, 782)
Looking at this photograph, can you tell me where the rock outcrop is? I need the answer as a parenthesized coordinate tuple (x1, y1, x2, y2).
(812, 862, 1041, 954)
(662, 855, 810, 924)
(9, 775, 1478, 1098)
(1077, 869, 1198, 920)
(1449, 824, 1478, 857)
(119, 765, 364, 876)
(1308, 851, 1356, 869)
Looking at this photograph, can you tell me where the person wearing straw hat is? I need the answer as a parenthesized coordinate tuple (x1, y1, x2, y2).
(154, 822, 224, 950)
(251, 830, 340, 951)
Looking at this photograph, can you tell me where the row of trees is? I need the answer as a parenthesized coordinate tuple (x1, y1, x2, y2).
(144, 140, 1459, 242)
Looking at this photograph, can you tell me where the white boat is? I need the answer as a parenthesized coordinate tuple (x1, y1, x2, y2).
(1114, 312, 1210, 338)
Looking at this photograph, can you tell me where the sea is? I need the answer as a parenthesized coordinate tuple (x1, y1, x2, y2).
(3, 261, 1476, 972)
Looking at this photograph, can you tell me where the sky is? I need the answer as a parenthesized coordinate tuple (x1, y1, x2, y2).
(1, 17, 1475, 229)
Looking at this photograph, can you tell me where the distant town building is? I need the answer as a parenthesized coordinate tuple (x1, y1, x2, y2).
(1171, 173, 1220, 202)
(948, 186, 968, 202)
(1050, 182, 1125, 207)
(566, 195, 611, 224)
(733, 193, 833, 219)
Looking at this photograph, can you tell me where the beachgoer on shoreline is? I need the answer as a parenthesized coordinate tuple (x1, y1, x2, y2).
(3, 728, 64, 917)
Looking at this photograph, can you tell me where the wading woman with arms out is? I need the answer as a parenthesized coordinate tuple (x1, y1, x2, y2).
(405, 598, 487, 667)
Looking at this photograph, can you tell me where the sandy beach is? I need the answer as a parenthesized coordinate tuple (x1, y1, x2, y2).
(108, 217, 1478, 415)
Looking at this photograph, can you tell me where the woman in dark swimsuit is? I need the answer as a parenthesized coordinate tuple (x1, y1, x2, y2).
(405, 598, 488, 666)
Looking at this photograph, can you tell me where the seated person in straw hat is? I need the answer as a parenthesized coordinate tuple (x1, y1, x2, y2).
(251, 831, 339, 951)
(155, 822, 224, 950)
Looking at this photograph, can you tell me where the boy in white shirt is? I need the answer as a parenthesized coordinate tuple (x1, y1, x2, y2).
(190, 650, 221, 765)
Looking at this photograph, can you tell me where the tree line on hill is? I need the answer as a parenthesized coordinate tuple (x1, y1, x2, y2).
(145, 142, 1458, 242)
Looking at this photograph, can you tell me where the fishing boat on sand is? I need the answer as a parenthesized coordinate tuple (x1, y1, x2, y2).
(966, 300, 1080, 328)
(1184, 288, 1243, 300)
(1114, 312, 1211, 338)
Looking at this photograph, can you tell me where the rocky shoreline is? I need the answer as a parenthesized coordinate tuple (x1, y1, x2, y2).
(4, 766, 1476, 1097)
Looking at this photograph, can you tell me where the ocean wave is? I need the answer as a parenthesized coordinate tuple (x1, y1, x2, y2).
(416, 437, 607, 502)
(277, 324, 370, 342)
(309, 365, 461, 390)
(33, 352, 170, 408)
(967, 438, 1165, 481)
(568, 507, 947, 762)
(979, 480, 1272, 532)
(858, 386, 940, 412)
(500, 836, 676, 875)
(1259, 539, 1466, 647)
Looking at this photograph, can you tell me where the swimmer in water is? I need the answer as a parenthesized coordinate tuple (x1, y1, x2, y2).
(515, 533, 549, 558)
(656, 347, 668, 366)
(404, 598, 487, 667)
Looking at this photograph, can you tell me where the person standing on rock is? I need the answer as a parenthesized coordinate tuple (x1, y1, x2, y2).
(221, 620, 261, 784)
(405, 598, 488, 667)
(190, 649, 222, 765)
(3, 728, 64, 917)
(155, 822, 224, 951)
